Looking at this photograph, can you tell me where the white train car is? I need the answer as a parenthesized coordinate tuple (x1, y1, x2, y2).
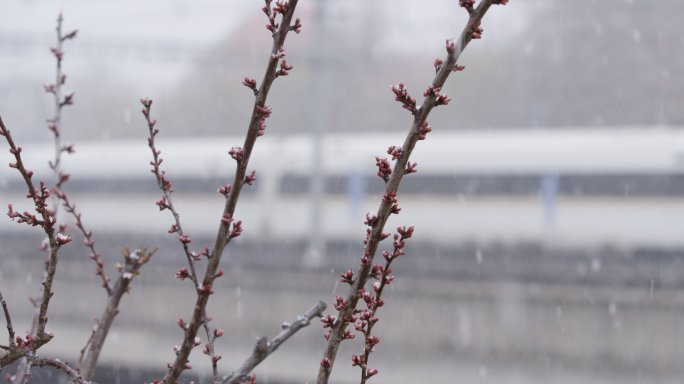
(2, 126, 684, 250)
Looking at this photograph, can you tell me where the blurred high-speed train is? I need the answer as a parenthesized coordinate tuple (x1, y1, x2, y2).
(2, 127, 684, 250)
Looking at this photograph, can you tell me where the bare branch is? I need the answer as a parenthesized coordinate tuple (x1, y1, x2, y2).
(221, 300, 327, 384)
(27, 355, 90, 384)
(142, 99, 203, 286)
(0, 289, 16, 350)
(79, 247, 156, 381)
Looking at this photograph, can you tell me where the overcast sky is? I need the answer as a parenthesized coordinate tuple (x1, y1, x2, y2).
(0, 0, 523, 86)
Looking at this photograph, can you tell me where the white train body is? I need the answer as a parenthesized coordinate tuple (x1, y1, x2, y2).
(3, 127, 684, 250)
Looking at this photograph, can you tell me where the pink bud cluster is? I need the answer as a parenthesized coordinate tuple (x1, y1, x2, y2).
(471, 22, 483, 39)
(57, 170, 69, 186)
(256, 105, 272, 136)
(46, 120, 58, 135)
(290, 18, 302, 34)
(218, 184, 232, 197)
(12, 335, 34, 349)
(270, 47, 286, 61)
(446, 38, 456, 53)
(381, 191, 397, 204)
(362, 228, 389, 246)
(340, 269, 354, 284)
(177, 318, 189, 332)
(222, 213, 243, 239)
(423, 84, 441, 98)
(360, 251, 371, 266)
(190, 246, 209, 261)
(264, 5, 281, 32)
(405, 162, 418, 175)
(423, 84, 451, 106)
(391, 83, 417, 114)
(229, 146, 244, 162)
(245, 170, 257, 186)
(7, 180, 58, 233)
(240, 374, 257, 384)
(242, 78, 258, 95)
(387, 146, 402, 160)
(418, 122, 432, 140)
(175, 267, 191, 281)
(333, 296, 346, 311)
(275, 59, 293, 78)
(364, 213, 378, 227)
(434, 93, 451, 107)
(199, 284, 214, 295)
(50, 47, 63, 61)
(375, 157, 391, 181)
(263, 0, 300, 35)
(459, 0, 476, 15)
(384, 190, 402, 214)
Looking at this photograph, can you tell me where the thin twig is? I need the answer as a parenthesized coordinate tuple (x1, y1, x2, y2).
(220, 301, 327, 384)
(22, 359, 32, 384)
(142, 102, 201, 286)
(0, 289, 16, 349)
(74, 325, 96, 373)
(45, 14, 108, 297)
(10, 258, 49, 384)
(57, 191, 112, 294)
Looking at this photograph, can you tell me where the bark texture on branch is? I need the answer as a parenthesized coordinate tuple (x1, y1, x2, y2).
(80, 247, 156, 381)
(221, 300, 327, 384)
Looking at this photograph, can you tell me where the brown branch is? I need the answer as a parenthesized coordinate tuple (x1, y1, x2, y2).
(27, 355, 90, 384)
(315, 1, 501, 383)
(79, 247, 156, 381)
(220, 300, 327, 384)
(157, 2, 301, 383)
(0, 289, 16, 350)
